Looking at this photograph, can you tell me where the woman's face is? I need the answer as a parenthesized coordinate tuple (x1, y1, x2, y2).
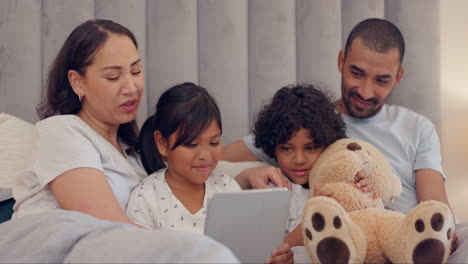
(76, 34, 144, 127)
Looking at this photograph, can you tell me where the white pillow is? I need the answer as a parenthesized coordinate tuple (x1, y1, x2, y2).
(0, 113, 37, 199)
(214, 160, 271, 178)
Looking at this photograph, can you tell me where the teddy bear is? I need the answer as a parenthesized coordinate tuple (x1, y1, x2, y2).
(301, 138, 455, 264)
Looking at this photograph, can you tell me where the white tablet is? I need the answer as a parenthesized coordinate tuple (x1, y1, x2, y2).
(204, 188, 291, 263)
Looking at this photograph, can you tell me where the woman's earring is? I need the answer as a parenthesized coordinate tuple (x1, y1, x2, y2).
(78, 95, 83, 102)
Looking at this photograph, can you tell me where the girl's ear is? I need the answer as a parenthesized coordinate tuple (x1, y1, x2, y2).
(154, 130, 168, 157)
(68, 70, 84, 98)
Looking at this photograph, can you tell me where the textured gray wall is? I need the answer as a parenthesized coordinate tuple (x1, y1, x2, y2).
(248, 0, 296, 124)
(198, 0, 249, 144)
(386, 0, 441, 125)
(0, 0, 441, 145)
(0, 1, 42, 122)
(296, 0, 342, 97)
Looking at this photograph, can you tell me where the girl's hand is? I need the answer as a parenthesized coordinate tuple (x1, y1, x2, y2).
(236, 166, 292, 190)
(354, 170, 379, 199)
(265, 242, 294, 264)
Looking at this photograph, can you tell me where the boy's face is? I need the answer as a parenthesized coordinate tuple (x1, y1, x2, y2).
(274, 128, 323, 185)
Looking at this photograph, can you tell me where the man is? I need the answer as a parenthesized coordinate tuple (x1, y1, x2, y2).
(222, 18, 451, 216)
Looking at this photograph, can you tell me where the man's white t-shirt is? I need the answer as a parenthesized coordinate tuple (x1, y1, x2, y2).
(126, 169, 241, 233)
(12, 115, 147, 218)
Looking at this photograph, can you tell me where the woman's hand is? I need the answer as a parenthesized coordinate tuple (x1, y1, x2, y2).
(264, 242, 294, 264)
(235, 166, 292, 190)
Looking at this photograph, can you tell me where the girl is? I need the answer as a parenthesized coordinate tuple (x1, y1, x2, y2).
(127, 82, 293, 264)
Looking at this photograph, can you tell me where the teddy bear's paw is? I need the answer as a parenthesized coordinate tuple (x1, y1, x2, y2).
(404, 201, 454, 264)
(302, 196, 366, 264)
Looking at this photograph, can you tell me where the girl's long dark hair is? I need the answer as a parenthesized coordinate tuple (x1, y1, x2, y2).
(37, 19, 140, 152)
(138, 82, 222, 175)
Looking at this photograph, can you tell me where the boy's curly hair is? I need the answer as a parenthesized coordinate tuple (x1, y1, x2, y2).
(253, 84, 347, 159)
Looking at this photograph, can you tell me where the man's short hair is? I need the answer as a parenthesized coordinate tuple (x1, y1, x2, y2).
(344, 18, 405, 64)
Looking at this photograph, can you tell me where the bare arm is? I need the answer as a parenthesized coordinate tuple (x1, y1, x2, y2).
(284, 224, 303, 247)
(415, 169, 458, 252)
(234, 166, 291, 190)
(415, 169, 450, 206)
(221, 140, 260, 162)
(49, 167, 140, 227)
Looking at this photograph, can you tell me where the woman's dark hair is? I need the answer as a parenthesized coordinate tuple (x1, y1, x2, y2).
(37, 19, 139, 151)
(138, 82, 222, 175)
(253, 83, 347, 159)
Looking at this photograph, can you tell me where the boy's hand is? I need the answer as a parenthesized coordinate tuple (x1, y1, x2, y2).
(265, 242, 293, 264)
(284, 225, 304, 247)
(354, 170, 379, 199)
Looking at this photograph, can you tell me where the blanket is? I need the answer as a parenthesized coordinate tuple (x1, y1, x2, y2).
(0, 210, 238, 263)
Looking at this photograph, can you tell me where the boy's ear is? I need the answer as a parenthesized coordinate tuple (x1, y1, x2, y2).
(154, 131, 168, 157)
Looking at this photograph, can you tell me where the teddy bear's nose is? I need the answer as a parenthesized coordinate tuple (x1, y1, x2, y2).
(347, 142, 362, 151)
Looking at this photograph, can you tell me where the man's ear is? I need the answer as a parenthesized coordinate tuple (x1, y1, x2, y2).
(395, 66, 405, 85)
(154, 131, 168, 157)
(68, 70, 84, 97)
(338, 50, 345, 74)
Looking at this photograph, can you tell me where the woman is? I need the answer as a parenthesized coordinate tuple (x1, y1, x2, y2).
(13, 19, 145, 225)
(2, 19, 237, 263)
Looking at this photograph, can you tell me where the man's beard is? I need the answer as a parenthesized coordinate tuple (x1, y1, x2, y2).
(341, 85, 384, 119)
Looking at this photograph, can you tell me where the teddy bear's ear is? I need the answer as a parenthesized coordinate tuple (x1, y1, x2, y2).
(346, 142, 362, 151)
